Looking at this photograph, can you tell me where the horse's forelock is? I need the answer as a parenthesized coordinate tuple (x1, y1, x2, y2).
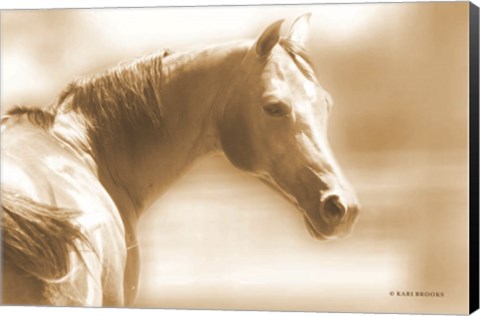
(279, 38, 319, 85)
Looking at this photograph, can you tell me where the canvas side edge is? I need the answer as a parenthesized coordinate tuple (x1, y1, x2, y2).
(469, 1, 480, 315)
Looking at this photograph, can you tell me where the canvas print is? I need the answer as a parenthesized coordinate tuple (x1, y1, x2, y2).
(1, 2, 478, 315)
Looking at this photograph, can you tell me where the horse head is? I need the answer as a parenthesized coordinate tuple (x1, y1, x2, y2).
(218, 14, 360, 240)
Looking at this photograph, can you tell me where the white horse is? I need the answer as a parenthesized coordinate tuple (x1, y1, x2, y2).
(1, 14, 359, 306)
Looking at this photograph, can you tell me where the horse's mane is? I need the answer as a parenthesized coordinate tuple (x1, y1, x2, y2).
(1, 188, 92, 284)
(279, 38, 319, 85)
(3, 49, 174, 133)
(56, 49, 174, 133)
(4, 105, 56, 129)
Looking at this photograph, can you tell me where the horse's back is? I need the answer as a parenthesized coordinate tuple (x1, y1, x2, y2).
(1, 118, 127, 306)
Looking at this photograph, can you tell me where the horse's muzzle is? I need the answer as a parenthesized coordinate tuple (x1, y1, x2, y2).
(308, 193, 360, 240)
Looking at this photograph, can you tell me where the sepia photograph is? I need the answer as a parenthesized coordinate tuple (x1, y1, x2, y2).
(1, 1, 478, 315)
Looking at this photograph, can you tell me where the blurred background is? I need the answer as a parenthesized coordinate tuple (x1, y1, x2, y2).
(1, 2, 470, 314)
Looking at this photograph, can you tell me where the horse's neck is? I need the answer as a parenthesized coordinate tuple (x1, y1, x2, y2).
(130, 45, 247, 208)
(53, 43, 248, 227)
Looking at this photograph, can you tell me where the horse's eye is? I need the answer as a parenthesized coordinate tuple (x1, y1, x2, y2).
(262, 102, 290, 117)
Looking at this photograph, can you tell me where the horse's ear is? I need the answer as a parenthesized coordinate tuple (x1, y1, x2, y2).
(254, 19, 284, 58)
(161, 49, 174, 58)
(287, 13, 312, 46)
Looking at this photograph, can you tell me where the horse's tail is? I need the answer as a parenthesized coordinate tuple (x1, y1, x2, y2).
(1, 188, 91, 283)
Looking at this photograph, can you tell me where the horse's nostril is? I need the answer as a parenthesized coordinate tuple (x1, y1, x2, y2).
(322, 195, 346, 224)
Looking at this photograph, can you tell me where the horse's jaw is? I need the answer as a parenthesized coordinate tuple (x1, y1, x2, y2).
(304, 215, 328, 240)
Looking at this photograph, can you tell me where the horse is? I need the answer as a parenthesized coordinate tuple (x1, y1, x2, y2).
(1, 13, 360, 307)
